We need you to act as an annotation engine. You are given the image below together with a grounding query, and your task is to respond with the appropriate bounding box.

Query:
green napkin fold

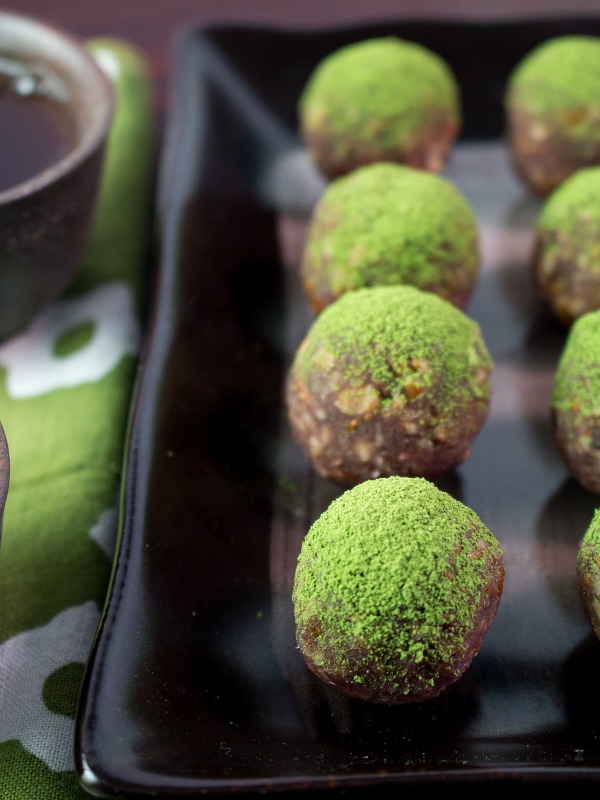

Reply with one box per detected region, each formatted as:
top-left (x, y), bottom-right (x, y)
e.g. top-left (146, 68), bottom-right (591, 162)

top-left (0, 37), bottom-right (154, 799)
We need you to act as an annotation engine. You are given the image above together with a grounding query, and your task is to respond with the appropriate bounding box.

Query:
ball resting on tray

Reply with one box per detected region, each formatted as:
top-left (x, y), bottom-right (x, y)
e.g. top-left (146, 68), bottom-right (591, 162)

top-left (298, 36), bottom-right (461, 180)
top-left (533, 166), bottom-right (600, 327)
top-left (286, 285), bottom-right (493, 484)
top-left (505, 35), bottom-right (600, 197)
top-left (301, 162), bottom-right (480, 314)
top-left (551, 308), bottom-right (600, 494)
top-left (292, 476), bottom-right (505, 704)
top-left (577, 507), bottom-right (600, 641)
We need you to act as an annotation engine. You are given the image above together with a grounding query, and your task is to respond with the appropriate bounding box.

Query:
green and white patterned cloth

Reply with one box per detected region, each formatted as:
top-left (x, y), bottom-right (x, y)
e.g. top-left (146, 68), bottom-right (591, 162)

top-left (0, 38), bottom-right (154, 799)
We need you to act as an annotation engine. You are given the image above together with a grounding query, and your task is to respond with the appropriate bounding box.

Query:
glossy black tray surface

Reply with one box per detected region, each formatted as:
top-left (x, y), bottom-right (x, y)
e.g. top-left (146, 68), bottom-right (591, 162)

top-left (76, 16), bottom-right (600, 797)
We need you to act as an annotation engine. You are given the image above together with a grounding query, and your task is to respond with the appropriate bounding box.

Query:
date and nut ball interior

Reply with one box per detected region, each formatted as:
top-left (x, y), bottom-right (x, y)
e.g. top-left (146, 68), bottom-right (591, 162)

top-left (286, 285), bottom-right (493, 485)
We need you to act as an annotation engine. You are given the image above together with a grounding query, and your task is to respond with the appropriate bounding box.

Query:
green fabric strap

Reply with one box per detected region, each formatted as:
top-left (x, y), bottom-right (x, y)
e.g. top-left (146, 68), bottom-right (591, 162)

top-left (0, 38), bottom-right (154, 799)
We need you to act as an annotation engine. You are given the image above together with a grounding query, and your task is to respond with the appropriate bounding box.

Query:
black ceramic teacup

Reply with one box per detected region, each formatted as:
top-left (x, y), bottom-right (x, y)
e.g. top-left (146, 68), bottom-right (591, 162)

top-left (0, 11), bottom-right (114, 340)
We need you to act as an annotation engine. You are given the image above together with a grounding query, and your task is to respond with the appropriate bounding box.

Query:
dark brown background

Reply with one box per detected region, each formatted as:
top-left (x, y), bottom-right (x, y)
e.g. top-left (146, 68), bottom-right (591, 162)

top-left (6, 0), bottom-right (600, 135)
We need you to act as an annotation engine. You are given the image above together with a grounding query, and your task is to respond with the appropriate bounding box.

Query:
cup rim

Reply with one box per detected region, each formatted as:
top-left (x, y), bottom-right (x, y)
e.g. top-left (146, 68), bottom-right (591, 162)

top-left (0, 10), bottom-right (115, 203)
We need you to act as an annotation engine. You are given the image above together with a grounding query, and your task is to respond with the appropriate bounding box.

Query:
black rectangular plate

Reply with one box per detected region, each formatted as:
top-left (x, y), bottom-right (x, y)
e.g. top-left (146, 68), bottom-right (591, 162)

top-left (76, 16), bottom-right (600, 797)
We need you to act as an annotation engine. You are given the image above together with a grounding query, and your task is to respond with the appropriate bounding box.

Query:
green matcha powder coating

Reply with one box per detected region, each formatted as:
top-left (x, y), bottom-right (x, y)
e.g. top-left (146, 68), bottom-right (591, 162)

top-left (293, 285), bottom-right (491, 420)
top-left (507, 35), bottom-right (600, 137)
top-left (578, 507), bottom-right (600, 584)
top-left (293, 476), bottom-right (502, 696)
top-left (552, 307), bottom-right (600, 418)
top-left (303, 162), bottom-right (479, 296)
top-left (299, 36), bottom-right (461, 155)
top-left (537, 166), bottom-right (600, 235)
top-left (577, 507), bottom-right (600, 643)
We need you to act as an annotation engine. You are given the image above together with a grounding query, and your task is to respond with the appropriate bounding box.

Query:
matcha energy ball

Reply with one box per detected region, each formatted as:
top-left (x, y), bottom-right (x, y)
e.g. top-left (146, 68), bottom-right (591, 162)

top-left (551, 308), bottom-right (600, 494)
top-left (302, 162), bottom-right (480, 313)
top-left (292, 476), bottom-right (505, 704)
top-left (533, 166), bottom-right (600, 326)
top-left (299, 36), bottom-right (461, 180)
top-left (505, 35), bottom-right (600, 196)
top-left (578, 507), bottom-right (600, 640)
top-left (286, 285), bottom-right (493, 484)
